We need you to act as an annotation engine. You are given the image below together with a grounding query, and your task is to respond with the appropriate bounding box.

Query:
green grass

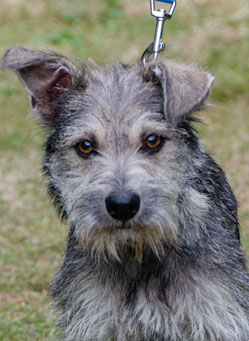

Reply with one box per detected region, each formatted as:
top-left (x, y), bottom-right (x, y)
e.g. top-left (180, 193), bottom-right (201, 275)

top-left (0, 0), bottom-right (249, 339)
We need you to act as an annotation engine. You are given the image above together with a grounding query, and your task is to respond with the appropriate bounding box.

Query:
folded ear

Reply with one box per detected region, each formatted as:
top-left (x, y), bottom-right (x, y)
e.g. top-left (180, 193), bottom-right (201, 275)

top-left (143, 60), bottom-right (215, 126)
top-left (1, 47), bottom-right (83, 124)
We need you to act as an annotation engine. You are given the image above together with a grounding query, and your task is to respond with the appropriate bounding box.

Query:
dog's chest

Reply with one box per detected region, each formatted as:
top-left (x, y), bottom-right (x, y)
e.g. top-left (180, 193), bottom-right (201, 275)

top-left (64, 268), bottom-right (248, 341)
top-left (69, 275), bottom-right (168, 340)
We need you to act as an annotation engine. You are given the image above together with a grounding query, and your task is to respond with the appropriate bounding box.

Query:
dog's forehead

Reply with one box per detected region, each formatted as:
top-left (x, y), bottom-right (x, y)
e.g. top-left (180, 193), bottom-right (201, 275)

top-left (84, 65), bottom-right (163, 119)
top-left (60, 66), bottom-right (165, 144)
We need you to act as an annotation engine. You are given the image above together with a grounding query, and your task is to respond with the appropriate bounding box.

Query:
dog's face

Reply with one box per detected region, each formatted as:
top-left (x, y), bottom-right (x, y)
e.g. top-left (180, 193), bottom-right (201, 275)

top-left (1, 47), bottom-right (214, 260)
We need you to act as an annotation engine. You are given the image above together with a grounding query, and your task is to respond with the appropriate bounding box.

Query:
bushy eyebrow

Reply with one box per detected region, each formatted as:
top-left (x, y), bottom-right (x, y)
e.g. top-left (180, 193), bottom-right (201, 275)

top-left (56, 114), bottom-right (107, 148)
top-left (125, 110), bottom-right (165, 128)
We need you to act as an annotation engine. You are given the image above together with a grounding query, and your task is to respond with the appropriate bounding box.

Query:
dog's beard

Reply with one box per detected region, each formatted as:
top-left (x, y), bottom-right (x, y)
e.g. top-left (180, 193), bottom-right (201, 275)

top-left (74, 221), bottom-right (178, 263)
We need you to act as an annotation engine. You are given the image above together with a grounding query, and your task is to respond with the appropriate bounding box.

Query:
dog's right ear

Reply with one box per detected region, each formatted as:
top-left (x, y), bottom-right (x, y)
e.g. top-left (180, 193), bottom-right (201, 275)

top-left (1, 47), bottom-right (85, 124)
top-left (142, 60), bottom-right (215, 127)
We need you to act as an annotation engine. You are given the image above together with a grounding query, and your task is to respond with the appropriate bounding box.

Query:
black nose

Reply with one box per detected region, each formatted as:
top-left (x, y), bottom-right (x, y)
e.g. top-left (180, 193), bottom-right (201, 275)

top-left (105, 192), bottom-right (140, 222)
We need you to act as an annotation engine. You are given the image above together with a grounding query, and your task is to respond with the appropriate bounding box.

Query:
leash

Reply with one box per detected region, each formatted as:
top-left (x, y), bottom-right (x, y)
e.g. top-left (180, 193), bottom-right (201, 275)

top-left (141, 0), bottom-right (177, 65)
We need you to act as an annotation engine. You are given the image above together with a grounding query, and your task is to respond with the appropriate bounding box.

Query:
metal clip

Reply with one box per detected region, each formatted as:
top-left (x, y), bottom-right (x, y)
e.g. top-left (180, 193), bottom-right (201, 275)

top-left (141, 0), bottom-right (176, 65)
top-left (151, 0), bottom-right (176, 19)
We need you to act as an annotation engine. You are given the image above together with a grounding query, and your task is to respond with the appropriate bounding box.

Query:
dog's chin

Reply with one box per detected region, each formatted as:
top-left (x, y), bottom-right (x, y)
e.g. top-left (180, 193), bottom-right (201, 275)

top-left (75, 221), bottom-right (176, 263)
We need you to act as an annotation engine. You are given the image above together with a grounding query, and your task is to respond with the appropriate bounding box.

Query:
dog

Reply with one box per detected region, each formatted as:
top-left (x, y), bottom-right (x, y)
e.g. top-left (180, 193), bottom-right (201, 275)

top-left (2, 47), bottom-right (249, 340)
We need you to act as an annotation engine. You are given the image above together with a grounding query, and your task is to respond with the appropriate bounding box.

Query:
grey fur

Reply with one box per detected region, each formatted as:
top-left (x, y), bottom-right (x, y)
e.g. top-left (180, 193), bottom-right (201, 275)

top-left (1, 47), bottom-right (249, 340)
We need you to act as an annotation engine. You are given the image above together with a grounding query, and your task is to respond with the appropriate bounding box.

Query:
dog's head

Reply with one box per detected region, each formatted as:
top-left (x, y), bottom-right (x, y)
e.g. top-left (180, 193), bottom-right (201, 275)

top-left (2, 47), bottom-right (214, 261)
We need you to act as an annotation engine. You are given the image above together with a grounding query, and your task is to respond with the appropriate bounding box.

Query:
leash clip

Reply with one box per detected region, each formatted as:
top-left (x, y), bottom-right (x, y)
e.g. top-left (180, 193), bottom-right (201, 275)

top-left (142, 0), bottom-right (176, 65)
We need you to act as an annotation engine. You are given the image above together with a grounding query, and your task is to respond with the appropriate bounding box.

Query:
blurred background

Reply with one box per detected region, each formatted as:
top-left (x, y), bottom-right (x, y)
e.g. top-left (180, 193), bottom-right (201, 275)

top-left (0, 0), bottom-right (248, 339)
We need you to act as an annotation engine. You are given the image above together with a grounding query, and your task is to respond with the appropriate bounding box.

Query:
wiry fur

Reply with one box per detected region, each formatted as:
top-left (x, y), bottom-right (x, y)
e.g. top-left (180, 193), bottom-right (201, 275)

top-left (2, 47), bottom-right (249, 340)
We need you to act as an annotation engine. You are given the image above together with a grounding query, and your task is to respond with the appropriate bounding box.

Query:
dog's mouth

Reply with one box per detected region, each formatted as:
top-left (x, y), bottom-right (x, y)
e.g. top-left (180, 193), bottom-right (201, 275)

top-left (119, 222), bottom-right (133, 230)
top-left (74, 216), bottom-right (177, 263)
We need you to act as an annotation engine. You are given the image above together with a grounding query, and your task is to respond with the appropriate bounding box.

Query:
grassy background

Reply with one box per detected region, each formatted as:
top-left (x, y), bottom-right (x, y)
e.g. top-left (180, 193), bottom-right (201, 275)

top-left (0, 0), bottom-right (248, 339)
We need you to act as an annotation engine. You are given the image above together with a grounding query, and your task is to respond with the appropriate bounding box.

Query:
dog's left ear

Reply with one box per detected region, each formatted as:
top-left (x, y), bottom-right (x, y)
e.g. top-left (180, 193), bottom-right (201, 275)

top-left (143, 60), bottom-right (215, 126)
top-left (1, 47), bottom-right (83, 124)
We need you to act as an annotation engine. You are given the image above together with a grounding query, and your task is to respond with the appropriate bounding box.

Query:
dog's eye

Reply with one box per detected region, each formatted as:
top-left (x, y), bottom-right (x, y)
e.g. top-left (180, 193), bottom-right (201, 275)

top-left (74, 140), bottom-right (95, 157)
top-left (144, 135), bottom-right (163, 151)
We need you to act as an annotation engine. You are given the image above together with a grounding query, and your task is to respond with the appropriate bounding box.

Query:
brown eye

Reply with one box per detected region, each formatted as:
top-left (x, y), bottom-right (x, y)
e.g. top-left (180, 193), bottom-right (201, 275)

top-left (145, 135), bottom-right (162, 150)
top-left (75, 140), bottom-right (95, 157)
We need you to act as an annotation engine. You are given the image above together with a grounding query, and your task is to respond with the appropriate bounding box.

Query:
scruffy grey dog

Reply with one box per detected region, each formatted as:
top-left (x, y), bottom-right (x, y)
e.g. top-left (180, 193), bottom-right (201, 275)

top-left (2, 47), bottom-right (249, 341)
